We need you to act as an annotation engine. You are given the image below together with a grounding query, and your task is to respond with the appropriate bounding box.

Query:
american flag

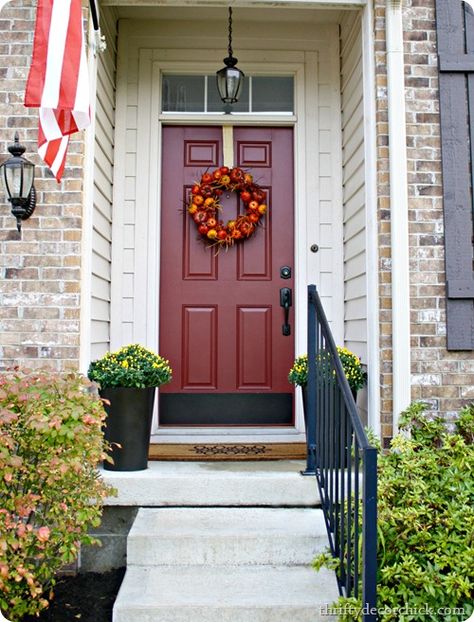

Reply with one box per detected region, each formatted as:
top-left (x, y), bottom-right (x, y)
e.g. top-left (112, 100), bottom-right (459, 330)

top-left (25, 0), bottom-right (90, 182)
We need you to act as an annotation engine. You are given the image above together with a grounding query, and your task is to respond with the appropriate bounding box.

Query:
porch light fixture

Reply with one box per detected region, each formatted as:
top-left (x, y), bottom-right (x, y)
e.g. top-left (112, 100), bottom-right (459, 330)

top-left (0, 133), bottom-right (36, 233)
top-left (216, 7), bottom-right (244, 104)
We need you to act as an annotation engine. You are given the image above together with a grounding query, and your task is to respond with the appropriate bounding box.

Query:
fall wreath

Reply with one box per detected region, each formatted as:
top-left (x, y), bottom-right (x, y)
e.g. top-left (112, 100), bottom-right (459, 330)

top-left (187, 166), bottom-right (267, 249)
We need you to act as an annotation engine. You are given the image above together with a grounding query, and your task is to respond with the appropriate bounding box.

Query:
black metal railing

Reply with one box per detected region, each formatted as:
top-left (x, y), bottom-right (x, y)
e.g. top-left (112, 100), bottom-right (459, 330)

top-left (305, 284), bottom-right (377, 620)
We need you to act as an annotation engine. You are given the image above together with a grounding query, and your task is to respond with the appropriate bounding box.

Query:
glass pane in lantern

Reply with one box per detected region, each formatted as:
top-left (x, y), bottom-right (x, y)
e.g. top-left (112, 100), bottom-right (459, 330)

top-left (4, 162), bottom-right (23, 198)
top-left (162, 75), bottom-right (205, 112)
top-left (224, 69), bottom-right (243, 102)
top-left (0, 165), bottom-right (8, 198)
top-left (208, 74), bottom-right (248, 113)
top-left (21, 163), bottom-right (34, 197)
top-left (252, 76), bottom-right (294, 113)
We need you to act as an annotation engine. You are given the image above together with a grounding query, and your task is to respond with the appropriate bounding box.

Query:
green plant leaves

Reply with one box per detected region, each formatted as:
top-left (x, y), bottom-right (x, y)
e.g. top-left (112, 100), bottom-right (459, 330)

top-left (313, 401), bottom-right (474, 621)
top-left (0, 370), bottom-right (115, 620)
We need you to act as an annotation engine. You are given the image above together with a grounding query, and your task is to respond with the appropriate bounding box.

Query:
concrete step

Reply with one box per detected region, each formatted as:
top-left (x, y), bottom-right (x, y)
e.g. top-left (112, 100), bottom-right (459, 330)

top-left (101, 461), bottom-right (319, 507)
top-left (128, 507), bottom-right (328, 566)
top-left (113, 565), bottom-right (339, 622)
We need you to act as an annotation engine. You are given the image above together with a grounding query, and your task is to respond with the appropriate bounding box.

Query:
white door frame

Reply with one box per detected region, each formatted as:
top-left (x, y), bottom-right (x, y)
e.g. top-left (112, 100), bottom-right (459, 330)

top-left (110, 32), bottom-right (346, 443)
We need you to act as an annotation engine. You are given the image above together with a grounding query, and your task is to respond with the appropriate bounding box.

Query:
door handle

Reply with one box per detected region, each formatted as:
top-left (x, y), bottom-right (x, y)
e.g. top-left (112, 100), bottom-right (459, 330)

top-left (280, 287), bottom-right (292, 336)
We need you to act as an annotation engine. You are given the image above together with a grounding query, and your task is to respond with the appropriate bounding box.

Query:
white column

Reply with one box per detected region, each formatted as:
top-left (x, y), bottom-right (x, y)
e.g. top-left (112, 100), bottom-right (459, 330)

top-left (386, 0), bottom-right (412, 433)
top-left (362, 2), bottom-right (381, 437)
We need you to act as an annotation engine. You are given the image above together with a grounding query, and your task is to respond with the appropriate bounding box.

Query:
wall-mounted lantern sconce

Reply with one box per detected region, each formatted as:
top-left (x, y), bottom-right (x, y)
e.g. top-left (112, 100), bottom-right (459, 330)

top-left (0, 132), bottom-right (36, 233)
top-left (216, 7), bottom-right (244, 104)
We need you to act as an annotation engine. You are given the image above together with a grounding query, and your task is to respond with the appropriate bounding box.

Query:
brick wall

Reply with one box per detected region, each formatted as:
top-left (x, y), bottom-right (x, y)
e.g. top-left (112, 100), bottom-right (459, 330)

top-left (0, 0), bottom-right (84, 371)
top-left (1, 0), bottom-right (473, 433)
top-left (374, 0), bottom-right (474, 442)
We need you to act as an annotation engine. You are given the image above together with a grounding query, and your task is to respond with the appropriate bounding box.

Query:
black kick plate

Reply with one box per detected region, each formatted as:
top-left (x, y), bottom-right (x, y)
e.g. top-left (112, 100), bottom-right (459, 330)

top-left (159, 393), bottom-right (293, 425)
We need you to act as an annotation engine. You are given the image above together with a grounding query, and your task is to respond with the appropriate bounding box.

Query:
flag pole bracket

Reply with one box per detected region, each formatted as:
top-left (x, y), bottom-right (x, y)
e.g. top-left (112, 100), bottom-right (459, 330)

top-left (89, 0), bottom-right (106, 54)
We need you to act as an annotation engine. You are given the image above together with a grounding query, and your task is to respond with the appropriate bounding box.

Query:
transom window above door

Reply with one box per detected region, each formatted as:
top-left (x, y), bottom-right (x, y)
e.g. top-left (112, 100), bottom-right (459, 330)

top-left (161, 74), bottom-right (294, 115)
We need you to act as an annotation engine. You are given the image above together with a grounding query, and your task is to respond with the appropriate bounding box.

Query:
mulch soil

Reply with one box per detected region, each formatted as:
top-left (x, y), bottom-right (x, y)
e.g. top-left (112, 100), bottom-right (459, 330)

top-left (23, 568), bottom-right (125, 622)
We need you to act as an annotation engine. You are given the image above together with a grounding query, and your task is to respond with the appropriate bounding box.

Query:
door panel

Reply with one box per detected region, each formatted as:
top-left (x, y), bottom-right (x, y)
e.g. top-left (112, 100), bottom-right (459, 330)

top-left (237, 306), bottom-right (272, 389)
top-left (159, 126), bottom-right (294, 426)
top-left (182, 306), bottom-right (217, 389)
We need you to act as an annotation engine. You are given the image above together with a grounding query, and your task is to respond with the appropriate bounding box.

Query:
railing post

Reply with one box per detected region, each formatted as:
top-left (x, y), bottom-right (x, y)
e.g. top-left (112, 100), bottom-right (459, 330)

top-left (302, 284), bottom-right (317, 475)
top-left (362, 447), bottom-right (378, 621)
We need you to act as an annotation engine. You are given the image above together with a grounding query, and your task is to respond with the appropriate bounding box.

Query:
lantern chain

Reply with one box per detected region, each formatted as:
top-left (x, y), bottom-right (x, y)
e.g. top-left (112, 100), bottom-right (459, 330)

top-left (228, 7), bottom-right (233, 59)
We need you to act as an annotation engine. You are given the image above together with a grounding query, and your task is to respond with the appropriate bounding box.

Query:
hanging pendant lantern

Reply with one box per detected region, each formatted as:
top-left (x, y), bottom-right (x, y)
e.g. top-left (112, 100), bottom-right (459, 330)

top-left (216, 7), bottom-right (244, 104)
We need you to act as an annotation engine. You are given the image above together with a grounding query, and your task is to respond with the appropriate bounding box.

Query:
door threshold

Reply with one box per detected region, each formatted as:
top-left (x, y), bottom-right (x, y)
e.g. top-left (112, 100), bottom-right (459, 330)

top-left (149, 442), bottom-right (306, 461)
top-left (151, 428), bottom-right (305, 441)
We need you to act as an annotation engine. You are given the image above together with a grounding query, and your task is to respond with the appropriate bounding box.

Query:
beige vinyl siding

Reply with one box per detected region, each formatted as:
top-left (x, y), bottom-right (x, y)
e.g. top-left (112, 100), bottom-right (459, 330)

top-left (340, 12), bottom-right (367, 363)
top-left (116, 16), bottom-right (344, 345)
top-left (91, 7), bottom-right (118, 359)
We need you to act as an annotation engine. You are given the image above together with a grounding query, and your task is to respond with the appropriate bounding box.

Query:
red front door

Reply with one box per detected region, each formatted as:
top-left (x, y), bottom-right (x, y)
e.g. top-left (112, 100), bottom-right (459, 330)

top-left (159, 126), bottom-right (294, 425)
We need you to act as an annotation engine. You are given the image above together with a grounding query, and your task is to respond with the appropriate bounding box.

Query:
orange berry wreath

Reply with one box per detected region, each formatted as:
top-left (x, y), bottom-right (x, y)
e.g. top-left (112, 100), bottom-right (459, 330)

top-left (187, 166), bottom-right (268, 248)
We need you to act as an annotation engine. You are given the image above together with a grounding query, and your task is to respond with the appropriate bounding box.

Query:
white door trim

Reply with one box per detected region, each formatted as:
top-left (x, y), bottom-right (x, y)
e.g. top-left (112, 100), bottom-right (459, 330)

top-left (112, 38), bottom-right (344, 443)
top-left (150, 55), bottom-right (310, 442)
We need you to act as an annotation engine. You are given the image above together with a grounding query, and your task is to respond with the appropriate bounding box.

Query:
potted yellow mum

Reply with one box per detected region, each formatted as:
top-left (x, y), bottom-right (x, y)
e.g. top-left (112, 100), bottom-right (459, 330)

top-left (88, 344), bottom-right (172, 471)
top-left (288, 347), bottom-right (366, 397)
top-left (288, 348), bottom-right (366, 468)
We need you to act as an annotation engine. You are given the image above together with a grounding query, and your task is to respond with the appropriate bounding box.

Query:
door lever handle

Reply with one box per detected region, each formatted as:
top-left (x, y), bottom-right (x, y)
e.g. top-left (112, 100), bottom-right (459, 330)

top-left (280, 287), bottom-right (292, 336)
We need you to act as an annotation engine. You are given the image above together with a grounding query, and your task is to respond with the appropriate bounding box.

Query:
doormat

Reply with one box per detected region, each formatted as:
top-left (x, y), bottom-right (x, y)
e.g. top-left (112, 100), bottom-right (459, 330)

top-left (148, 443), bottom-right (306, 461)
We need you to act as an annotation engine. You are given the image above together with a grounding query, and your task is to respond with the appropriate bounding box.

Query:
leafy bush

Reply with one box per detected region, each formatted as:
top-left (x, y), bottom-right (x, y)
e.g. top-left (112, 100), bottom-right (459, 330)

top-left (314, 402), bottom-right (474, 621)
top-left (88, 343), bottom-right (172, 389)
top-left (288, 347), bottom-right (367, 393)
top-left (0, 370), bottom-right (114, 620)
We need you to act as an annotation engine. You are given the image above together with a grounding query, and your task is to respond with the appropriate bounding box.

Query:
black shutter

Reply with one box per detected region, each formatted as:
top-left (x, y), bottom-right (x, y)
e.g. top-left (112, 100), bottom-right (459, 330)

top-left (436, 0), bottom-right (474, 349)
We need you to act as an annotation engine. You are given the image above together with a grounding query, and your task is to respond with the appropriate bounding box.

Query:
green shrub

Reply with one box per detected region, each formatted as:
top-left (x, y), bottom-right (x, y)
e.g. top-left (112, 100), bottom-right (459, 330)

top-left (313, 402), bottom-right (474, 621)
top-left (0, 369), bottom-right (114, 620)
top-left (88, 343), bottom-right (172, 389)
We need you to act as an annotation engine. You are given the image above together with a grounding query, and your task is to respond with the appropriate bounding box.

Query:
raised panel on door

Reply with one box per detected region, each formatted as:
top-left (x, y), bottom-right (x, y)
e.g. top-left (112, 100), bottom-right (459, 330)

top-left (183, 187), bottom-right (218, 280)
top-left (159, 126), bottom-right (294, 426)
top-left (237, 306), bottom-right (272, 389)
top-left (182, 306), bottom-right (217, 389)
top-left (237, 187), bottom-right (271, 281)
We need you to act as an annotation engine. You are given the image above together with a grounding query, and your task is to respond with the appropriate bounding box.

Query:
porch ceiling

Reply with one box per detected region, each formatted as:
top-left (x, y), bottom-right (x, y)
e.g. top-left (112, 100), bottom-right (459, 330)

top-left (111, 5), bottom-right (349, 21)
top-left (101, 0), bottom-right (365, 11)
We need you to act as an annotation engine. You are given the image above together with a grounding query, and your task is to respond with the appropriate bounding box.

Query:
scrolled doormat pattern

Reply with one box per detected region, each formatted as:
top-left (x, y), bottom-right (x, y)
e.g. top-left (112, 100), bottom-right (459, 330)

top-left (148, 443), bottom-right (306, 461)
top-left (193, 444), bottom-right (267, 456)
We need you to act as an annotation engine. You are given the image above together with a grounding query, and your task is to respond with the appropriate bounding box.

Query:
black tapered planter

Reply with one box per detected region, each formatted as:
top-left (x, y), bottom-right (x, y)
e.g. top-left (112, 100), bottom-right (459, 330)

top-left (301, 384), bottom-right (357, 423)
top-left (301, 385), bottom-right (355, 469)
top-left (100, 386), bottom-right (155, 471)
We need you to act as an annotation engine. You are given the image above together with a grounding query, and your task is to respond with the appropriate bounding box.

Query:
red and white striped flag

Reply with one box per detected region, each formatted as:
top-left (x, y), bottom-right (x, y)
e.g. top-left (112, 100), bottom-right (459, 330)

top-left (25, 0), bottom-right (90, 182)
